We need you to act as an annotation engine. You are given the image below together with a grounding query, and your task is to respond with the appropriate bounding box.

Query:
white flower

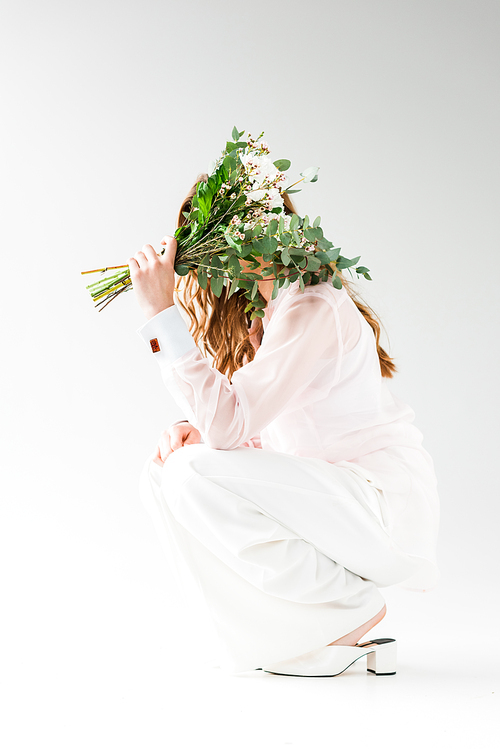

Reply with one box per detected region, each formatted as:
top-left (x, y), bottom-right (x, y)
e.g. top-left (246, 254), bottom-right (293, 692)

top-left (265, 187), bottom-right (284, 211)
top-left (245, 188), bottom-right (267, 203)
top-left (241, 153), bottom-right (281, 189)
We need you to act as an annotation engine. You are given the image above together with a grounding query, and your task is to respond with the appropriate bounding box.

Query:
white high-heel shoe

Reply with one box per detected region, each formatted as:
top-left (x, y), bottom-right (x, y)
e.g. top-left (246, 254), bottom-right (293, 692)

top-left (261, 638), bottom-right (397, 678)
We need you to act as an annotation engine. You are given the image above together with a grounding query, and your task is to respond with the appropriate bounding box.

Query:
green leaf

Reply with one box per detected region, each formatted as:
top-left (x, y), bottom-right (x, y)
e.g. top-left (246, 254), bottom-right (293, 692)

top-left (278, 215), bottom-right (284, 234)
top-left (228, 254), bottom-right (241, 276)
top-left (298, 274), bottom-right (305, 292)
top-left (223, 155), bottom-right (236, 172)
top-left (253, 309), bottom-right (266, 318)
top-left (174, 264), bottom-right (190, 276)
top-left (232, 126), bottom-right (239, 141)
top-left (355, 266), bottom-right (370, 274)
top-left (332, 274), bottom-right (343, 290)
top-left (313, 215), bottom-right (321, 228)
top-left (315, 250), bottom-right (332, 264)
top-left (336, 255), bottom-right (361, 270)
top-left (304, 227), bottom-right (317, 243)
top-left (267, 218), bottom-right (278, 236)
top-left (302, 215), bottom-right (309, 230)
top-left (262, 236), bottom-right (278, 253)
top-left (363, 272), bottom-right (372, 280)
top-left (289, 214), bottom-right (300, 231)
top-left (305, 255), bottom-right (322, 272)
top-left (210, 276), bottom-right (224, 297)
top-left (290, 256), bottom-right (307, 268)
top-left (280, 232), bottom-right (292, 246)
top-left (251, 280), bottom-right (259, 299)
top-left (225, 232), bottom-right (242, 251)
top-left (228, 276), bottom-right (240, 298)
top-left (316, 237), bottom-right (334, 251)
top-left (283, 188), bottom-right (301, 194)
top-left (210, 255), bottom-right (224, 276)
top-left (237, 243), bottom-right (254, 258)
top-left (198, 270), bottom-right (208, 290)
top-left (273, 159), bottom-right (291, 172)
top-left (281, 247), bottom-right (291, 266)
top-left (251, 225), bottom-right (263, 238)
top-left (326, 247), bottom-right (340, 262)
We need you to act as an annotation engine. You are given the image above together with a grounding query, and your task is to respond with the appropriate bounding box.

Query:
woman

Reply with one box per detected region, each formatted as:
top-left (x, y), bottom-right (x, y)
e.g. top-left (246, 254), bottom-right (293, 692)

top-left (129, 175), bottom-right (440, 677)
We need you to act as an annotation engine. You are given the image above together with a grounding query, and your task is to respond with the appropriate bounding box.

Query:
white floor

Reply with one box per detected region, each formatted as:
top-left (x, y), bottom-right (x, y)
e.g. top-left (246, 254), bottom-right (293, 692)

top-left (2, 496), bottom-right (498, 749)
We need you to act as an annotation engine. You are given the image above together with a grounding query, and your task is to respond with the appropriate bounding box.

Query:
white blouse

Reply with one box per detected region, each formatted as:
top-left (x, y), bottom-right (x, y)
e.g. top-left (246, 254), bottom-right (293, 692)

top-left (138, 278), bottom-right (440, 590)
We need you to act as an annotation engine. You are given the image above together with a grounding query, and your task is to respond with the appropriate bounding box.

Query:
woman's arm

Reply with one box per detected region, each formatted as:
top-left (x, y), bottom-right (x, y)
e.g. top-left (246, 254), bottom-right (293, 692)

top-left (137, 292), bottom-right (339, 450)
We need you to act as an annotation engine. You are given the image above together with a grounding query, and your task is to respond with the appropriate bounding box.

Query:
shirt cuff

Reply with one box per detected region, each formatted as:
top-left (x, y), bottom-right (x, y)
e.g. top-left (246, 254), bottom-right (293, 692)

top-left (137, 304), bottom-right (198, 368)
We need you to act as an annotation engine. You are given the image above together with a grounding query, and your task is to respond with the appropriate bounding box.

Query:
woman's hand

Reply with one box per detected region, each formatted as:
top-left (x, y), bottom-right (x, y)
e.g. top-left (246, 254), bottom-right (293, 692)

top-left (128, 236), bottom-right (178, 320)
top-left (152, 422), bottom-right (202, 467)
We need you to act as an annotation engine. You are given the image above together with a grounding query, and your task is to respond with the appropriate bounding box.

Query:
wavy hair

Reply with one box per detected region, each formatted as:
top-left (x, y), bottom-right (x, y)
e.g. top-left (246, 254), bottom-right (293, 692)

top-left (174, 173), bottom-right (396, 380)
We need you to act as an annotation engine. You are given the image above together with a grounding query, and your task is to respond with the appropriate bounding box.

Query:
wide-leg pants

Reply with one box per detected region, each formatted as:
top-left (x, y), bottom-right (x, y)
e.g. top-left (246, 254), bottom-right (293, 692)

top-left (139, 443), bottom-right (420, 674)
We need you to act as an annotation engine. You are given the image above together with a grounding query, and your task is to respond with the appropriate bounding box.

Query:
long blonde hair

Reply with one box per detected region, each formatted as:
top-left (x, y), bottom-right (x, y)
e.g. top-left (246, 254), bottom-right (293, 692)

top-left (175, 173), bottom-right (396, 381)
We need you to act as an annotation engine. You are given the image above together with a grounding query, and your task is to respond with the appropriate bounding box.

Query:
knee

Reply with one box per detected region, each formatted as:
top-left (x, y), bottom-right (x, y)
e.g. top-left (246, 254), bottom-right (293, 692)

top-left (161, 442), bottom-right (209, 490)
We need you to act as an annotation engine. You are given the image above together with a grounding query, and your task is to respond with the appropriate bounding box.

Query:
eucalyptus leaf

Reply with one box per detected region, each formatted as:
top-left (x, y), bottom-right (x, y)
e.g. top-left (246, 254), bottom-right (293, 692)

top-left (315, 250), bottom-right (331, 264)
top-left (273, 159), bottom-right (291, 171)
top-left (336, 255), bottom-right (361, 270)
top-left (225, 232), bottom-right (242, 251)
top-left (267, 218), bottom-right (278, 236)
top-left (300, 166), bottom-right (320, 182)
top-left (198, 270), bottom-right (208, 290)
top-left (289, 214), bottom-right (299, 231)
top-left (281, 247), bottom-right (291, 265)
top-left (326, 247), bottom-right (340, 262)
top-left (313, 215), bottom-right (321, 228)
top-left (174, 264), bottom-right (190, 276)
top-left (316, 237), bottom-right (334, 251)
top-left (210, 276), bottom-right (224, 297)
top-left (305, 255), bottom-right (322, 271)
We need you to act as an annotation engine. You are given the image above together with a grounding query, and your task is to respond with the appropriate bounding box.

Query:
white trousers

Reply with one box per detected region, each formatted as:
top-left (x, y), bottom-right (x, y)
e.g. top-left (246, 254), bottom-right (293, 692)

top-left (139, 443), bottom-right (419, 674)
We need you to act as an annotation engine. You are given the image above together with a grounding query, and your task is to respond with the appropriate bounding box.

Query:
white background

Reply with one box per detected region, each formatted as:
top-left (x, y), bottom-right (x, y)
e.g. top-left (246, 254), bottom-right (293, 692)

top-left (1, 1), bottom-right (499, 746)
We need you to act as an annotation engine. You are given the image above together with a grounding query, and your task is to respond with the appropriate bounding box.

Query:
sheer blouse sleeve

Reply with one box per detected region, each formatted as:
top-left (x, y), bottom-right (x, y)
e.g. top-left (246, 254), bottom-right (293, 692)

top-left (137, 292), bottom-right (339, 450)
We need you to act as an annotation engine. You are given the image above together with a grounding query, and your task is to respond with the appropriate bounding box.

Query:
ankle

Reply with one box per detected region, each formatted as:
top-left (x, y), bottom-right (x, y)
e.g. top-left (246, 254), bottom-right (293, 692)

top-left (327, 604), bottom-right (387, 647)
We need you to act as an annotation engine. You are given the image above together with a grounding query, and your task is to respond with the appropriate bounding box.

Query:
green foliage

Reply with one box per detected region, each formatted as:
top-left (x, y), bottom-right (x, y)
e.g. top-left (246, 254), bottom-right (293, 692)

top-left (210, 276), bottom-right (224, 297)
top-left (332, 274), bottom-right (343, 290)
top-left (84, 126), bottom-right (372, 315)
top-left (336, 255), bottom-right (361, 270)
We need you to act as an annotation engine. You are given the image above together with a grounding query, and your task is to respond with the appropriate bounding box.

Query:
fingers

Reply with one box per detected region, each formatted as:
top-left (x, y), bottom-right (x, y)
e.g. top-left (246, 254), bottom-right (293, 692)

top-left (158, 430), bottom-right (173, 462)
top-left (159, 235), bottom-right (177, 264)
top-left (152, 444), bottom-right (165, 468)
top-left (141, 244), bottom-right (158, 262)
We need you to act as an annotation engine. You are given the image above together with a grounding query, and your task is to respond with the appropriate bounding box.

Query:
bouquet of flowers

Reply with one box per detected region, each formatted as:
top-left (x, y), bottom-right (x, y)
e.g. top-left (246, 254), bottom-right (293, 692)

top-left (81, 127), bottom-right (371, 319)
